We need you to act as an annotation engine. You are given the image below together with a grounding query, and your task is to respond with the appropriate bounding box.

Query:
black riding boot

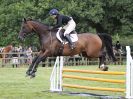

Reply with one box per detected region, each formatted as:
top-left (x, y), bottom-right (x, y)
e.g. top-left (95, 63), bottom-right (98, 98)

top-left (65, 34), bottom-right (75, 49)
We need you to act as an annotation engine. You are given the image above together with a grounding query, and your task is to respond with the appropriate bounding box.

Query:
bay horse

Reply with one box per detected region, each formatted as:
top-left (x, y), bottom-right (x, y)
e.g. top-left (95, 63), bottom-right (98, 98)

top-left (0, 45), bottom-right (13, 67)
top-left (18, 18), bottom-right (116, 78)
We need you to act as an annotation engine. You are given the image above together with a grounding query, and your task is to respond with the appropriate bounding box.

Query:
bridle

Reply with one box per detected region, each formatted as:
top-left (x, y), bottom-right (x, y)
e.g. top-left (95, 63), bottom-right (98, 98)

top-left (25, 21), bottom-right (36, 37)
top-left (26, 20), bottom-right (54, 55)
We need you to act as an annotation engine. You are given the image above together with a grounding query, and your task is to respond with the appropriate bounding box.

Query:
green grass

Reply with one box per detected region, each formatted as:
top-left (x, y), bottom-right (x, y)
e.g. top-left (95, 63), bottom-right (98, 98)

top-left (63, 65), bottom-right (125, 97)
top-left (0, 65), bottom-right (126, 99)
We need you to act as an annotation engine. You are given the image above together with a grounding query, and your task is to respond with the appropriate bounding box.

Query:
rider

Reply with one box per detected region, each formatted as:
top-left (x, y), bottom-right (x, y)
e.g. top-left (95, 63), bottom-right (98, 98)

top-left (49, 8), bottom-right (76, 49)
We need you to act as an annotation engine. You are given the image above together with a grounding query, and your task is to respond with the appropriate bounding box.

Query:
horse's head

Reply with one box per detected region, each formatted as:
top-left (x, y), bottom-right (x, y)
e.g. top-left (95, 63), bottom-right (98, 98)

top-left (18, 18), bottom-right (34, 41)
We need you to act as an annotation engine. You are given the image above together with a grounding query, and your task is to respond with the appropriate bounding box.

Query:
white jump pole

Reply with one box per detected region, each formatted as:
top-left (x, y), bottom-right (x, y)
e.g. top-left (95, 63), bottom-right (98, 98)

top-left (50, 56), bottom-right (63, 92)
top-left (126, 46), bottom-right (133, 99)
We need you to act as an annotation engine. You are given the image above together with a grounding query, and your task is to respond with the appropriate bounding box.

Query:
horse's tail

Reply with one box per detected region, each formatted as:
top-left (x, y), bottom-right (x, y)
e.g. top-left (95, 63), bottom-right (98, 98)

top-left (98, 33), bottom-right (117, 62)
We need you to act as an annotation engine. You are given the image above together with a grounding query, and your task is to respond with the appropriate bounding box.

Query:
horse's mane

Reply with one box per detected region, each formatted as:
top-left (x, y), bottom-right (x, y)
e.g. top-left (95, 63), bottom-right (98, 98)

top-left (26, 18), bottom-right (49, 28)
top-left (26, 18), bottom-right (58, 32)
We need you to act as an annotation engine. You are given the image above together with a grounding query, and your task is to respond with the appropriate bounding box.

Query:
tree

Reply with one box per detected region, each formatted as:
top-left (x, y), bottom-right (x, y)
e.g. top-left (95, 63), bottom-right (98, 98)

top-left (0, 0), bottom-right (132, 46)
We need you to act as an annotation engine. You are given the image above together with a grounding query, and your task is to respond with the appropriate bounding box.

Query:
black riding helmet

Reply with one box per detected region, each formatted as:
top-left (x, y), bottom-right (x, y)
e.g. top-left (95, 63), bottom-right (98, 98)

top-left (49, 9), bottom-right (59, 15)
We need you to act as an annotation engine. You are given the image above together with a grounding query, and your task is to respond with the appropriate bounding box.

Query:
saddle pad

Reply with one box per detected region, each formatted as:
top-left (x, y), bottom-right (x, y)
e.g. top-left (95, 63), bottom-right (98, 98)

top-left (56, 28), bottom-right (78, 43)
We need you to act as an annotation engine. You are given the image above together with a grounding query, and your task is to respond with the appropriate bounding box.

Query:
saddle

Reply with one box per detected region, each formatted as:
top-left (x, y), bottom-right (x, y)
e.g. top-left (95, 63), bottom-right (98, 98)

top-left (56, 28), bottom-right (78, 44)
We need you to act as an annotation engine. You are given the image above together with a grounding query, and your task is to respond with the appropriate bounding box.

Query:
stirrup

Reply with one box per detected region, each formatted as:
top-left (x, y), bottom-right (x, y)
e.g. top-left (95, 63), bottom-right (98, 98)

top-left (70, 44), bottom-right (75, 50)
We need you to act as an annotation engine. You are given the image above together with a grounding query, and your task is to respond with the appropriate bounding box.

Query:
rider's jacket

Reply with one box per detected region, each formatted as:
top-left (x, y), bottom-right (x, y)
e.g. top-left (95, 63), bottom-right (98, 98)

top-left (53, 14), bottom-right (71, 29)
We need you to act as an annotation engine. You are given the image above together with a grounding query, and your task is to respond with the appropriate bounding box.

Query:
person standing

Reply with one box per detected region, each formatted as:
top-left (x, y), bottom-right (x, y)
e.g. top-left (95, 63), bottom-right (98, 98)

top-left (12, 48), bottom-right (19, 68)
top-left (115, 41), bottom-right (122, 53)
top-left (26, 47), bottom-right (32, 65)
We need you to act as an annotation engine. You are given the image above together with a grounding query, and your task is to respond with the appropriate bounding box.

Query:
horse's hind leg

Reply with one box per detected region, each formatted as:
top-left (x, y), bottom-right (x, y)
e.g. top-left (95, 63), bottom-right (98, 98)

top-left (99, 52), bottom-right (108, 71)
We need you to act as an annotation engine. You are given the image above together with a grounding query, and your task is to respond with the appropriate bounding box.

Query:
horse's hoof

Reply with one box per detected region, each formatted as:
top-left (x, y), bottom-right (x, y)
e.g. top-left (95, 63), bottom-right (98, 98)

top-left (26, 70), bottom-right (31, 76)
top-left (100, 66), bottom-right (108, 71)
top-left (25, 74), bottom-right (30, 77)
top-left (30, 74), bottom-right (35, 79)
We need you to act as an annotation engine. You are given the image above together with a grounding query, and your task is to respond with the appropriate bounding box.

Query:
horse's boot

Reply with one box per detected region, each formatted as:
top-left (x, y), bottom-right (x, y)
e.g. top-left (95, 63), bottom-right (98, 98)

top-left (30, 73), bottom-right (36, 78)
top-left (65, 34), bottom-right (75, 49)
top-left (30, 68), bottom-right (37, 78)
top-left (26, 70), bottom-right (31, 76)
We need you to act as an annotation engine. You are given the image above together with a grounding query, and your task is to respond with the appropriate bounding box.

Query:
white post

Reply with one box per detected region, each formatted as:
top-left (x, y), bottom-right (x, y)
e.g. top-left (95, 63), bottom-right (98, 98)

top-left (126, 46), bottom-right (133, 99)
top-left (59, 56), bottom-right (63, 91)
top-left (50, 56), bottom-right (59, 91)
top-left (50, 56), bottom-right (63, 92)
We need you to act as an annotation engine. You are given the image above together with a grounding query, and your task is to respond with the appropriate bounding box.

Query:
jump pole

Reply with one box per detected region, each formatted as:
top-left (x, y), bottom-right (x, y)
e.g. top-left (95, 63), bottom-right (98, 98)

top-left (126, 46), bottom-right (133, 99)
top-left (63, 69), bottom-right (125, 75)
top-left (50, 56), bottom-right (63, 91)
top-left (50, 46), bottom-right (133, 98)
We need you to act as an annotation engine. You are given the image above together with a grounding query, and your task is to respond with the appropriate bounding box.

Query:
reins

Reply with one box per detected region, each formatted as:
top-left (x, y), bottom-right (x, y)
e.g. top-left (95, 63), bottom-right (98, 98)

top-left (49, 29), bottom-right (53, 56)
top-left (27, 20), bottom-right (54, 56)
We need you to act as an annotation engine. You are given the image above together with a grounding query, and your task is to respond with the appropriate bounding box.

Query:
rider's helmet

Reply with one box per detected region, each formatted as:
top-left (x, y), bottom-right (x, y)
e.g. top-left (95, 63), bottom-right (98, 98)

top-left (49, 9), bottom-right (59, 15)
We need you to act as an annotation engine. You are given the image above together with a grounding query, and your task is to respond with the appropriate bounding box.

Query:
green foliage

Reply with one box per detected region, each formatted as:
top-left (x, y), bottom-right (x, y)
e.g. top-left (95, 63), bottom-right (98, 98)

top-left (0, 0), bottom-right (132, 46)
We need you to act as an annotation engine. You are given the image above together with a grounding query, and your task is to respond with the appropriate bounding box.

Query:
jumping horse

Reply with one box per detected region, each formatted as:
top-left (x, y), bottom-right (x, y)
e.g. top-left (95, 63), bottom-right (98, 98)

top-left (18, 18), bottom-right (116, 78)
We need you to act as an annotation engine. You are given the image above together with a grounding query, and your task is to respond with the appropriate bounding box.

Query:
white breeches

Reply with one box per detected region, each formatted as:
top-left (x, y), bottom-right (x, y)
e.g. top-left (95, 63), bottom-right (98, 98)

top-left (63, 18), bottom-right (76, 36)
top-left (12, 57), bottom-right (19, 64)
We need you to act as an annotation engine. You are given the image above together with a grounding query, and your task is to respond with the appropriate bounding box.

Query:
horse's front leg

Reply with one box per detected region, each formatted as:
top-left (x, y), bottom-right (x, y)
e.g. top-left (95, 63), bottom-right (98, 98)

top-left (26, 50), bottom-right (49, 78)
top-left (26, 55), bottom-right (39, 76)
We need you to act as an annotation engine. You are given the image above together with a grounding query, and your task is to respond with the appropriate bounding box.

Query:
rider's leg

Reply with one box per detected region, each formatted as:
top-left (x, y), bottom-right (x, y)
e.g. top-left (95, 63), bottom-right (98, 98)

top-left (65, 34), bottom-right (75, 49)
top-left (63, 19), bottom-right (76, 49)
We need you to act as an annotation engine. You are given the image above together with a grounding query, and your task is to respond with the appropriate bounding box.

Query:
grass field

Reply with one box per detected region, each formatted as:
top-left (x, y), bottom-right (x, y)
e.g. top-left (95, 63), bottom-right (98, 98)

top-left (0, 65), bottom-right (126, 99)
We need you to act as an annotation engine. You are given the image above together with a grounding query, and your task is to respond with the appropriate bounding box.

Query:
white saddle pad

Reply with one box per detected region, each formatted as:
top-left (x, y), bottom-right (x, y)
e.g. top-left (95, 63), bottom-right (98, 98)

top-left (56, 28), bottom-right (78, 44)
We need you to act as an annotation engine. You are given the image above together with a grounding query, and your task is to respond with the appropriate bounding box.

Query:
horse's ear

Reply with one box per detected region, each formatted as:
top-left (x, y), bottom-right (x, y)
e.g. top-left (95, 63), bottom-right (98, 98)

top-left (23, 18), bottom-right (27, 23)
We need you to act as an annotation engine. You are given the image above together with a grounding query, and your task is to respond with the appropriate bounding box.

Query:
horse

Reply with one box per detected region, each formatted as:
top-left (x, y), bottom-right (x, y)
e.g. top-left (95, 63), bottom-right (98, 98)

top-left (0, 45), bottom-right (13, 67)
top-left (18, 18), bottom-right (116, 78)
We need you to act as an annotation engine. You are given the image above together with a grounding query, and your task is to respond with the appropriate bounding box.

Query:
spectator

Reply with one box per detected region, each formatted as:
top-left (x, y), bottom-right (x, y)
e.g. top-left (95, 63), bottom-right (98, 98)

top-left (115, 41), bottom-right (122, 53)
top-left (12, 48), bottom-right (19, 68)
top-left (18, 46), bottom-right (26, 64)
top-left (26, 47), bottom-right (32, 65)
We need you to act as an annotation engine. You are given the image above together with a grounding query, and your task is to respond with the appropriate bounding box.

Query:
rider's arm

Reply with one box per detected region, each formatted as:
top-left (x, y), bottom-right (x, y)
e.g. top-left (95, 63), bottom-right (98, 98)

top-left (53, 15), bottom-right (63, 29)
